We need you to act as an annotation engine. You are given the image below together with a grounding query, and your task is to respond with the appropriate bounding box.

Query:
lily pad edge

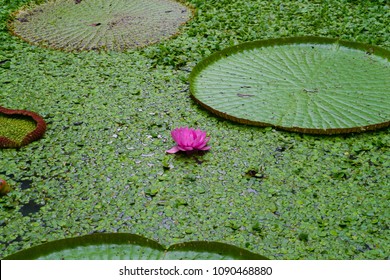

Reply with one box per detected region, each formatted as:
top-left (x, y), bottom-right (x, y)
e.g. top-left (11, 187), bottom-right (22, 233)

top-left (3, 233), bottom-right (269, 260)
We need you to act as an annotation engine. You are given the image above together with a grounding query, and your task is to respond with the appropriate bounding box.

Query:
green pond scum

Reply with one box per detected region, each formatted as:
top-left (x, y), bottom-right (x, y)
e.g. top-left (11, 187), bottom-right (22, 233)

top-left (0, 0), bottom-right (389, 259)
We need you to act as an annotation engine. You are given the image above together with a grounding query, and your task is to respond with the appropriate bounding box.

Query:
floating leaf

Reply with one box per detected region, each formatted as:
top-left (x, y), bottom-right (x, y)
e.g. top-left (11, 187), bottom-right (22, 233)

top-left (0, 106), bottom-right (47, 148)
top-left (190, 37), bottom-right (390, 134)
top-left (9, 0), bottom-right (193, 51)
top-left (3, 233), bottom-right (268, 260)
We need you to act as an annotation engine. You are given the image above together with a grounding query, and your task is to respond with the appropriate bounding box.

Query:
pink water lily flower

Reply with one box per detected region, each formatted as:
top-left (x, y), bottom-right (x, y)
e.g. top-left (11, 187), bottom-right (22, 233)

top-left (166, 127), bottom-right (211, 154)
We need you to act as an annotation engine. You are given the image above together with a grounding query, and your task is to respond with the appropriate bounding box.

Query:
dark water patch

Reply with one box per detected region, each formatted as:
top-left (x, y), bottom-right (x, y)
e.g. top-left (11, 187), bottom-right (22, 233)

top-left (19, 200), bottom-right (42, 216)
top-left (20, 179), bottom-right (33, 190)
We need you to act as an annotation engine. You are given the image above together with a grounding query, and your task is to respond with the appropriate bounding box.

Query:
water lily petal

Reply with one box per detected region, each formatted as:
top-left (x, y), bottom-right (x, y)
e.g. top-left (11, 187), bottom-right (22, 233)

top-left (199, 145), bottom-right (211, 151)
top-left (166, 146), bottom-right (180, 154)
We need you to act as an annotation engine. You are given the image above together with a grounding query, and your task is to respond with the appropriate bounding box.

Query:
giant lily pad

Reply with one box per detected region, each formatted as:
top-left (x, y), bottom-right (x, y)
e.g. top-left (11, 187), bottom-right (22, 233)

top-left (9, 0), bottom-right (193, 51)
top-left (3, 233), bottom-right (268, 260)
top-left (0, 106), bottom-right (46, 148)
top-left (190, 37), bottom-right (390, 134)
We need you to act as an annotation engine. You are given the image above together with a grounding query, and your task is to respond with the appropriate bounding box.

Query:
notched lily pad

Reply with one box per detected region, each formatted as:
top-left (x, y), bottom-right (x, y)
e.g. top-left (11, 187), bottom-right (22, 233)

top-left (9, 0), bottom-right (193, 51)
top-left (190, 37), bottom-right (390, 134)
top-left (0, 106), bottom-right (47, 148)
top-left (3, 233), bottom-right (268, 260)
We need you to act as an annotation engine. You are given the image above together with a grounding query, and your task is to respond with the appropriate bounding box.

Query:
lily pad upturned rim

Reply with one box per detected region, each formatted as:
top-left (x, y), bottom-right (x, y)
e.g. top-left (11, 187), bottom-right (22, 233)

top-left (0, 106), bottom-right (47, 148)
top-left (3, 233), bottom-right (269, 260)
top-left (189, 36), bottom-right (390, 135)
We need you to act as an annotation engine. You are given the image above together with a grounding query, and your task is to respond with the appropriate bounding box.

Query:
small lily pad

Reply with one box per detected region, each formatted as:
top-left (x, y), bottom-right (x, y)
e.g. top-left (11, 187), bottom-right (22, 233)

top-left (190, 37), bottom-right (390, 134)
top-left (3, 233), bottom-right (268, 260)
top-left (0, 106), bottom-right (46, 148)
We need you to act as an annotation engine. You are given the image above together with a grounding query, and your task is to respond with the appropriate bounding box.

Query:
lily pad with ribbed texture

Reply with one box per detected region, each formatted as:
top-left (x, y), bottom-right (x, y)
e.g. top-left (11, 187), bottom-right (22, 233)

top-left (9, 0), bottom-right (192, 51)
top-left (190, 37), bottom-right (390, 134)
top-left (3, 233), bottom-right (268, 260)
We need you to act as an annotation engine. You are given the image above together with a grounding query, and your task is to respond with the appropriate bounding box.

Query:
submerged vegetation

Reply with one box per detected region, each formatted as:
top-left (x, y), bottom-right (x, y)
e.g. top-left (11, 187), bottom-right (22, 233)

top-left (0, 0), bottom-right (389, 259)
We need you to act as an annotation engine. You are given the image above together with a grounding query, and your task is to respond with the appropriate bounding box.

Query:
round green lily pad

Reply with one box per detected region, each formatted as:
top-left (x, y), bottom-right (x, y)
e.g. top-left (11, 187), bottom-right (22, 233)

top-left (9, 0), bottom-right (193, 51)
top-left (190, 37), bottom-right (390, 134)
top-left (3, 233), bottom-right (268, 260)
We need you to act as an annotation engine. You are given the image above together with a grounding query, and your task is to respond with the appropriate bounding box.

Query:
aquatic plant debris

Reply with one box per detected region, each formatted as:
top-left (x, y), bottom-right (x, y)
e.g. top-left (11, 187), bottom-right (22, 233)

top-left (166, 127), bottom-right (211, 154)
